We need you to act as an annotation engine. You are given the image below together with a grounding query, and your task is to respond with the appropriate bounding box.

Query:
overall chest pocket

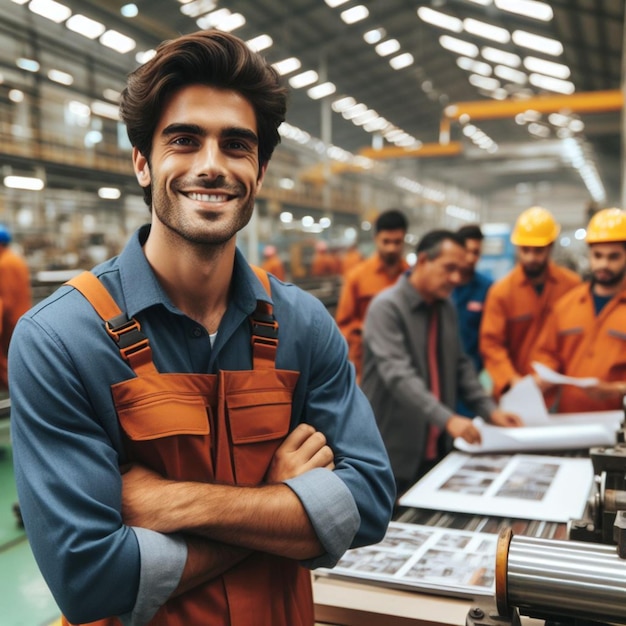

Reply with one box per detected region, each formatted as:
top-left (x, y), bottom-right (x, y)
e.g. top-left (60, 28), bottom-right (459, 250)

top-left (112, 373), bottom-right (216, 482)
top-left (222, 369), bottom-right (299, 486)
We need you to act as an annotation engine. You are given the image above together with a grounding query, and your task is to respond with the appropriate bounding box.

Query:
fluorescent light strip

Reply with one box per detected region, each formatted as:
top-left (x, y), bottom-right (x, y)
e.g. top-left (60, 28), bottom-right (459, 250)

top-left (417, 7), bottom-right (462, 32)
top-left (48, 69), bottom-right (73, 85)
top-left (307, 82), bottom-right (336, 99)
top-left (390, 53), bottom-right (414, 70)
top-left (523, 56), bottom-right (570, 79)
top-left (494, 0), bottom-right (553, 21)
top-left (464, 18), bottom-right (510, 44)
top-left (100, 30), bottom-right (136, 54)
top-left (529, 73), bottom-right (574, 94)
top-left (440, 35), bottom-right (479, 57)
top-left (29, 0), bottom-right (72, 23)
top-left (481, 46), bottom-right (521, 67)
top-left (512, 30), bottom-right (563, 56)
top-left (272, 57), bottom-right (301, 76)
top-left (66, 14), bottom-right (106, 39)
top-left (494, 65), bottom-right (527, 84)
top-left (375, 39), bottom-right (400, 57)
top-left (340, 5), bottom-right (368, 24)
top-left (4, 176), bottom-right (45, 191)
top-left (246, 34), bottom-right (273, 52)
top-left (289, 70), bottom-right (318, 88)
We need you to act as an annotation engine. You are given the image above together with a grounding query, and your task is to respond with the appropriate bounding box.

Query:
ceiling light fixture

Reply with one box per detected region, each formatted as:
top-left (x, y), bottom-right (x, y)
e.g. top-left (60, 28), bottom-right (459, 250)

top-left (375, 39), bottom-right (400, 57)
top-left (340, 5), bottom-right (369, 25)
top-left (494, 65), bottom-right (527, 84)
top-left (512, 30), bottom-right (563, 56)
top-left (4, 175), bottom-right (45, 190)
top-left (463, 18), bottom-right (510, 43)
top-left (468, 74), bottom-right (500, 91)
top-left (180, 0), bottom-right (216, 18)
top-left (439, 35), bottom-right (479, 57)
top-left (494, 0), bottom-right (553, 21)
top-left (99, 30), bottom-right (136, 54)
top-left (457, 57), bottom-right (492, 76)
top-left (246, 34), bottom-right (273, 52)
top-left (98, 187), bottom-right (121, 199)
top-left (91, 100), bottom-right (121, 120)
top-left (389, 53), bottom-right (414, 70)
top-left (16, 58), bottom-right (40, 72)
top-left (48, 69), bottom-right (74, 85)
top-left (481, 46), bottom-right (521, 67)
top-left (332, 96), bottom-right (356, 112)
top-left (363, 28), bottom-right (386, 44)
top-left (28, 0), bottom-right (71, 23)
top-left (324, 0), bottom-right (349, 7)
top-left (529, 73), bottom-right (575, 94)
top-left (523, 56), bottom-right (570, 79)
top-left (65, 14), bottom-right (106, 39)
top-left (307, 82), bottom-right (336, 99)
top-left (289, 70), bottom-right (319, 88)
top-left (417, 7), bottom-right (463, 32)
top-left (272, 57), bottom-right (301, 76)
top-left (120, 3), bottom-right (138, 18)
top-left (135, 49), bottom-right (156, 64)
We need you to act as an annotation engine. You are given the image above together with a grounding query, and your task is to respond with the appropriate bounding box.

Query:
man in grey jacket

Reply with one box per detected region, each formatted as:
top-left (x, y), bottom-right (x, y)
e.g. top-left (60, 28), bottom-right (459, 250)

top-left (362, 229), bottom-right (522, 496)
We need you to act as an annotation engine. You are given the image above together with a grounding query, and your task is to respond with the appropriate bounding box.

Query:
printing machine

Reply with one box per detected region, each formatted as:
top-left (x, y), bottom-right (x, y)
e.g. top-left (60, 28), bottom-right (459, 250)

top-left (314, 407), bottom-right (626, 626)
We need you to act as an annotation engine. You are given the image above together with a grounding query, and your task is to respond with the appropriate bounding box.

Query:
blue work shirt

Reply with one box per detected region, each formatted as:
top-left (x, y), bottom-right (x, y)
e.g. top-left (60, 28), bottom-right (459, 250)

top-left (451, 270), bottom-right (493, 373)
top-left (10, 225), bottom-right (395, 626)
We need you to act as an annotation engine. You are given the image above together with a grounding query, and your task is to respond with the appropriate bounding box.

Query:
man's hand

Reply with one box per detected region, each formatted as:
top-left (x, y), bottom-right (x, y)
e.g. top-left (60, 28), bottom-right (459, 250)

top-left (584, 380), bottom-right (626, 400)
top-left (445, 415), bottom-right (481, 445)
top-left (490, 408), bottom-right (524, 427)
top-left (266, 423), bottom-right (334, 483)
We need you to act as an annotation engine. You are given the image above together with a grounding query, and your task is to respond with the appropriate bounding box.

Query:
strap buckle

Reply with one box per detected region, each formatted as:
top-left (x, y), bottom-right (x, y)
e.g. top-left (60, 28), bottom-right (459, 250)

top-left (106, 313), bottom-right (150, 357)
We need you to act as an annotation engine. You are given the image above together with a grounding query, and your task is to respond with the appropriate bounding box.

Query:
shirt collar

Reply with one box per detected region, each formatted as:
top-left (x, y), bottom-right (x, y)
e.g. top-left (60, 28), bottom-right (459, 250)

top-left (117, 224), bottom-right (271, 319)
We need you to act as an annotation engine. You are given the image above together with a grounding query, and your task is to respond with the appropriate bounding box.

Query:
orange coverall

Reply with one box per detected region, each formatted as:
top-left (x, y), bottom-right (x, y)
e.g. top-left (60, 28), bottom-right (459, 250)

top-left (480, 262), bottom-right (580, 398)
top-left (335, 253), bottom-right (408, 380)
top-left (62, 269), bottom-right (314, 626)
top-left (0, 246), bottom-right (32, 388)
top-left (531, 282), bottom-right (626, 413)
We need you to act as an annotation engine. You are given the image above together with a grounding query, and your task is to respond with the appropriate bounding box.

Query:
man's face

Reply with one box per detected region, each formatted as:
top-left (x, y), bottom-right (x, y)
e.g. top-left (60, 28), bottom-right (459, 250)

top-left (517, 245), bottom-right (551, 279)
top-left (589, 242), bottom-right (626, 289)
top-left (374, 228), bottom-right (406, 267)
top-left (464, 238), bottom-right (482, 271)
top-left (133, 84), bottom-right (265, 246)
top-left (420, 240), bottom-right (466, 301)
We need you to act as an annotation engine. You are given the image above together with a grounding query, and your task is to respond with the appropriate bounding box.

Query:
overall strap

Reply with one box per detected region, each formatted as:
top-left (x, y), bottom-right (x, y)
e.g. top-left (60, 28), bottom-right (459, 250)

top-left (249, 266), bottom-right (278, 370)
top-left (66, 272), bottom-right (157, 376)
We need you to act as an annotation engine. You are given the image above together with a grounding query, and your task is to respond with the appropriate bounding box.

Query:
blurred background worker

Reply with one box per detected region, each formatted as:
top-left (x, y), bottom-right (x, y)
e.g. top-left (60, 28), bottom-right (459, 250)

top-left (361, 230), bottom-right (521, 496)
top-left (341, 243), bottom-right (363, 276)
top-left (452, 224), bottom-right (492, 375)
top-left (310, 240), bottom-right (336, 277)
top-left (335, 209), bottom-right (409, 382)
top-left (452, 224), bottom-right (493, 417)
top-left (260, 244), bottom-right (286, 281)
top-left (532, 208), bottom-right (626, 412)
top-left (0, 225), bottom-right (31, 390)
top-left (480, 206), bottom-right (581, 399)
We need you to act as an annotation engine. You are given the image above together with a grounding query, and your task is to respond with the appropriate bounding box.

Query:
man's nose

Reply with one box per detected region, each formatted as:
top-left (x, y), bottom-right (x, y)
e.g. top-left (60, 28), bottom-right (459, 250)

top-left (196, 141), bottom-right (227, 178)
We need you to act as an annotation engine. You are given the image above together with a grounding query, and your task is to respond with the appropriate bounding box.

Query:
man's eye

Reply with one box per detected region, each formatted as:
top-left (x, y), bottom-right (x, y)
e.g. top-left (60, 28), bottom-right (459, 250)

top-left (172, 136), bottom-right (194, 146)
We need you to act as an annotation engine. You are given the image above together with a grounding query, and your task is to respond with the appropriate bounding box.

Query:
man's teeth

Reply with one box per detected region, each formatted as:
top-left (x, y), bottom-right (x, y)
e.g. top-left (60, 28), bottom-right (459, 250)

top-left (188, 192), bottom-right (229, 202)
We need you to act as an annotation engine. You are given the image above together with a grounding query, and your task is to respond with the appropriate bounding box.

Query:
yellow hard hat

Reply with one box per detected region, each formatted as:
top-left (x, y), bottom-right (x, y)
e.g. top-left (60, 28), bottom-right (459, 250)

top-left (510, 206), bottom-right (560, 246)
top-left (585, 208), bottom-right (626, 243)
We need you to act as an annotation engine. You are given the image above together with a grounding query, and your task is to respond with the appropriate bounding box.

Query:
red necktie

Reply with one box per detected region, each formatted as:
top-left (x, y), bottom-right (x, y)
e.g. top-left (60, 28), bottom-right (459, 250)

top-left (425, 306), bottom-right (441, 461)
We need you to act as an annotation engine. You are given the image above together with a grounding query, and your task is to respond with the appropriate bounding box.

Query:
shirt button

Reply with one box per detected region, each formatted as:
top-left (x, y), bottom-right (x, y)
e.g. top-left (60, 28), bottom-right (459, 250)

top-left (192, 327), bottom-right (203, 338)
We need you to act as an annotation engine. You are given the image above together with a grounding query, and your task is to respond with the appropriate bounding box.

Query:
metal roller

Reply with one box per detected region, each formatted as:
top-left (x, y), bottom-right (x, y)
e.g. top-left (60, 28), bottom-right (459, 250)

top-left (496, 527), bottom-right (626, 623)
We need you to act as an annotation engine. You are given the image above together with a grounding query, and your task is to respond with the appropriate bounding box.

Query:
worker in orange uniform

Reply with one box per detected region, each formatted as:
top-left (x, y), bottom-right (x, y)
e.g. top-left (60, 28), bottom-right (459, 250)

top-left (260, 244), bottom-right (286, 281)
top-left (341, 243), bottom-right (363, 275)
top-left (479, 206), bottom-right (580, 399)
top-left (310, 240), bottom-right (336, 277)
top-left (0, 224), bottom-right (31, 390)
top-left (335, 209), bottom-right (409, 381)
top-left (532, 208), bottom-right (626, 412)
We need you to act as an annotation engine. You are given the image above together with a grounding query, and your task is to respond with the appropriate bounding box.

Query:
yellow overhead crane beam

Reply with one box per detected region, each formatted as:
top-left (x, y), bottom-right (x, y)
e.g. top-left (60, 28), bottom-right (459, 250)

top-left (442, 89), bottom-right (623, 123)
top-left (359, 141), bottom-right (464, 160)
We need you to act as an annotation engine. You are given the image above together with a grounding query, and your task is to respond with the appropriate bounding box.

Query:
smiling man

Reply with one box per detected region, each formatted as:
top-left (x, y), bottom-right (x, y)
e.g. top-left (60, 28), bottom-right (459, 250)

top-left (532, 208), bottom-right (626, 412)
top-left (9, 31), bottom-right (394, 626)
top-left (361, 229), bottom-right (521, 496)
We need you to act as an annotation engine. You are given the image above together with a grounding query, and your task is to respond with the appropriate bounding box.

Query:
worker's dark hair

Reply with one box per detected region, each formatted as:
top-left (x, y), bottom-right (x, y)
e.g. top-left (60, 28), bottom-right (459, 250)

top-left (416, 229), bottom-right (465, 260)
top-left (375, 209), bottom-right (408, 233)
top-left (456, 223), bottom-right (484, 243)
top-left (120, 30), bottom-right (288, 207)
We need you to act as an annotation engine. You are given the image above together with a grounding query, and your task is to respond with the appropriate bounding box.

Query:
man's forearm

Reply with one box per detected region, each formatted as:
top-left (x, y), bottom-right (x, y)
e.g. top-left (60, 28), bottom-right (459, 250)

top-left (172, 536), bottom-right (251, 598)
top-left (124, 475), bottom-right (324, 560)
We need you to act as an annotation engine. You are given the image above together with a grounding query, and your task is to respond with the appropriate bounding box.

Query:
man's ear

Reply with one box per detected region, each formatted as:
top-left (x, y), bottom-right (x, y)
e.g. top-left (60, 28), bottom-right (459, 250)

top-left (132, 147), bottom-right (151, 186)
top-left (256, 162), bottom-right (268, 193)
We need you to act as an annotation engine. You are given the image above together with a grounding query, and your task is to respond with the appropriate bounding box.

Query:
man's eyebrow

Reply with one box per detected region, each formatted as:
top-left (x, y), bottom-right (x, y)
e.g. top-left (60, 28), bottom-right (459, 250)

top-left (161, 123), bottom-right (258, 145)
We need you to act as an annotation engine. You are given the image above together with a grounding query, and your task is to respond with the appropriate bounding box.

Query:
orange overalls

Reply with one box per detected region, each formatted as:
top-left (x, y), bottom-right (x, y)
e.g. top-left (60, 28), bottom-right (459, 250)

top-left (62, 269), bottom-right (313, 626)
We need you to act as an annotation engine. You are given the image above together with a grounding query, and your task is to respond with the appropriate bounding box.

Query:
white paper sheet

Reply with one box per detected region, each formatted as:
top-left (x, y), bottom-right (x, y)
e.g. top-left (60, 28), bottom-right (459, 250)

top-left (398, 452), bottom-right (593, 522)
top-left (532, 361), bottom-right (599, 388)
top-left (454, 416), bottom-right (618, 454)
top-left (499, 375), bottom-right (550, 425)
top-left (317, 521), bottom-right (498, 599)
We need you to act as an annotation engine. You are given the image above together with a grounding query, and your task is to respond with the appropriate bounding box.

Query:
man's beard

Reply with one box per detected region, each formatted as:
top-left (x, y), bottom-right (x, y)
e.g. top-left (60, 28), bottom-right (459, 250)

top-left (522, 261), bottom-right (547, 279)
top-left (592, 267), bottom-right (626, 287)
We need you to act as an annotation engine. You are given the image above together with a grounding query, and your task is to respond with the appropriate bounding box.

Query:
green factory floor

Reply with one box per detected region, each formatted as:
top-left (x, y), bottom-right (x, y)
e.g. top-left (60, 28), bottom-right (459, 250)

top-left (0, 442), bottom-right (61, 626)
